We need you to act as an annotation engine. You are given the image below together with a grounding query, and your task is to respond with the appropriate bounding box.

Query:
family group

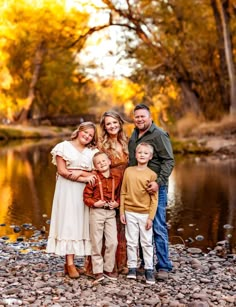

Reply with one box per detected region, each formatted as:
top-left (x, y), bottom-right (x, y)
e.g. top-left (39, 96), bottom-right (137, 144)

top-left (46, 104), bottom-right (175, 285)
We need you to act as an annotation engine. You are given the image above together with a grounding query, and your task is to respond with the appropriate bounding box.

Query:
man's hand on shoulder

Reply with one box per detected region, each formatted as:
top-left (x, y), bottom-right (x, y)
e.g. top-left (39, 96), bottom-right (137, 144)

top-left (146, 181), bottom-right (159, 194)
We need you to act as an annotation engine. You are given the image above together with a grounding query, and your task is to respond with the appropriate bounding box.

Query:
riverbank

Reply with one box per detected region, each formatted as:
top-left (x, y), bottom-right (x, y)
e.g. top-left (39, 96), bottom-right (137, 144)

top-left (0, 241), bottom-right (236, 306)
top-left (173, 116), bottom-right (236, 160)
top-left (1, 122), bottom-right (236, 159)
top-left (0, 125), bottom-right (72, 140)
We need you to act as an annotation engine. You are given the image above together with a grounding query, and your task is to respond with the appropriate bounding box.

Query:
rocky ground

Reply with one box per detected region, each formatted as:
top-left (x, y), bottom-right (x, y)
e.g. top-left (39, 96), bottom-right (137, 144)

top-left (0, 241), bottom-right (236, 307)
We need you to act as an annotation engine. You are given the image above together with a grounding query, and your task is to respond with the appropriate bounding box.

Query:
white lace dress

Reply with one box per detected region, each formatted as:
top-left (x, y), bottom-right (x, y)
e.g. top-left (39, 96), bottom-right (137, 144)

top-left (46, 140), bottom-right (98, 256)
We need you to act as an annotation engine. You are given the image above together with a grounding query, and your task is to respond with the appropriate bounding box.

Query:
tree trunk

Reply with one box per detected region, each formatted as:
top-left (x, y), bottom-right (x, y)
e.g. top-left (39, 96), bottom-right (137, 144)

top-left (16, 41), bottom-right (46, 124)
top-left (211, 0), bottom-right (230, 111)
top-left (215, 0), bottom-right (236, 117)
top-left (179, 80), bottom-right (201, 116)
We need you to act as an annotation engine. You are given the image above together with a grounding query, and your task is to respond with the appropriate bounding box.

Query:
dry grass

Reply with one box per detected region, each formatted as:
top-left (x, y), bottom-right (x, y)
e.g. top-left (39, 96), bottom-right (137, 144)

top-left (175, 114), bottom-right (236, 138)
top-left (175, 113), bottom-right (203, 137)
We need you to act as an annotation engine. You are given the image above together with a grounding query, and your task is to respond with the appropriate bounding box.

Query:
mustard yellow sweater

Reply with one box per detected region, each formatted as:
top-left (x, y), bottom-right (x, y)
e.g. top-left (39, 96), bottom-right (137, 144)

top-left (120, 166), bottom-right (158, 220)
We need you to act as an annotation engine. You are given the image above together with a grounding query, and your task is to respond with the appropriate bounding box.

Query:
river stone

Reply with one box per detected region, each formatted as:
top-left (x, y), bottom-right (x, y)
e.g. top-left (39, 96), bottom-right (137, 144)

top-left (0, 241), bottom-right (236, 306)
top-left (187, 248), bottom-right (202, 254)
top-left (188, 302), bottom-right (210, 307)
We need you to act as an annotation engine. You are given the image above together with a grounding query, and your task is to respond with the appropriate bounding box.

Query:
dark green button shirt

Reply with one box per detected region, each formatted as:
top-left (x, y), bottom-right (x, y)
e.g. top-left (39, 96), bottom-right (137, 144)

top-left (128, 123), bottom-right (174, 186)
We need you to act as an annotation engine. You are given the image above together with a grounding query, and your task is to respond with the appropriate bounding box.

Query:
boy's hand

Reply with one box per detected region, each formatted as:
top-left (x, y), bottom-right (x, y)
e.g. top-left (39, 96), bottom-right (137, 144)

top-left (108, 201), bottom-right (119, 210)
top-left (93, 200), bottom-right (106, 208)
top-left (146, 181), bottom-right (159, 194)
top-left (120, 214), bottom-right (126, 224)
top-left (145, 218), bottom-right (153, 230)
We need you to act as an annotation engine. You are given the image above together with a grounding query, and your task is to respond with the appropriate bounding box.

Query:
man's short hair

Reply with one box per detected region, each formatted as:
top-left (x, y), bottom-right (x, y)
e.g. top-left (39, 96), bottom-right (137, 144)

top-left (136, 142), bottom-right (154, 155)
top-left (134, 104), bottom-right (150, 113)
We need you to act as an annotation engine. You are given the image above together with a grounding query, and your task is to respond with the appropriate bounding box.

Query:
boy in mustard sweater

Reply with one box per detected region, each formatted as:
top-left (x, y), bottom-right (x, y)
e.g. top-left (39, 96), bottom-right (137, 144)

top-left (120, 142), bottom-right (158, 284)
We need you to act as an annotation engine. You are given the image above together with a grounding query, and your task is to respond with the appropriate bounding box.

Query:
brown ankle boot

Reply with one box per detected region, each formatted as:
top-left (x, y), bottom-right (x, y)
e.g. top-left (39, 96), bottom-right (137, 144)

top-left (66, 264), bottom-right (80, 278)
top-left (64, 264), bottom-right (68, 275)
top-left (64, 264), bottom-right (85, 275)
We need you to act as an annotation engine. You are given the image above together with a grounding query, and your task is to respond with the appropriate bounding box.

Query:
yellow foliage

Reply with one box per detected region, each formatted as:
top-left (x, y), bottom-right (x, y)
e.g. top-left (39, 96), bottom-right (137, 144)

top-left (0, 0), bottom-right (92, 121)
top-left (16, 98), bottom-right (28, 108)
top-left (0, 66), bottom-right (12, 89)
top-left (91, 78), bottom-right (144, 117)
top-left (168, 85), bottom-right (178, 100)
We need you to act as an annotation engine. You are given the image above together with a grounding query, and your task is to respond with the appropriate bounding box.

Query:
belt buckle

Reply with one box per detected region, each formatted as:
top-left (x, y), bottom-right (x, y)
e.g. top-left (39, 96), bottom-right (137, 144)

top-left (103, 203), bottom-right (110, 210)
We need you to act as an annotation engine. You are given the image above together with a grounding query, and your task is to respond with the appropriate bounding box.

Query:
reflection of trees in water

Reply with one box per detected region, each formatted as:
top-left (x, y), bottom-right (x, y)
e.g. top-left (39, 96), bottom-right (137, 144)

top-left (225, 162), bottom-right (236, 252)
top-left (1, 144), bottom-right (236, 248)
top-left (0, 140), bottom-right (57, 240)
top-left (167, 157), bottom-right (236, 250)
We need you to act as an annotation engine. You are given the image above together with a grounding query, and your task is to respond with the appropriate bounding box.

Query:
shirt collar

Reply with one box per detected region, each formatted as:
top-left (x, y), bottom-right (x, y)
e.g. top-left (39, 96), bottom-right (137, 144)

top-left (134, 121), bottom-right (155, 135)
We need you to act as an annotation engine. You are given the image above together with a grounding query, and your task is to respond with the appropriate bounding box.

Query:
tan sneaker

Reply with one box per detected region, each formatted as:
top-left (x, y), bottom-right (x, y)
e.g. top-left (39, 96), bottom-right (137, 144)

top-left (94, 273), bottom-right (104, 282)
top-left (103, 271), bottom-right (118, 281)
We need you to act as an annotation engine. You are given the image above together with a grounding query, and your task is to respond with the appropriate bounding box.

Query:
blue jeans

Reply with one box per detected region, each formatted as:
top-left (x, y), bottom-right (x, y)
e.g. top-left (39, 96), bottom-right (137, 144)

top-left (153, 186), bottom-right (172, 272)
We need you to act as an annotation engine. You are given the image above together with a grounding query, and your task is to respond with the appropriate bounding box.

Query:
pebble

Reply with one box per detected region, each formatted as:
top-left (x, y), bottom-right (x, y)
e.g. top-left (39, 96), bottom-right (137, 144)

top-left (0, 242), bottom-right (235, 306)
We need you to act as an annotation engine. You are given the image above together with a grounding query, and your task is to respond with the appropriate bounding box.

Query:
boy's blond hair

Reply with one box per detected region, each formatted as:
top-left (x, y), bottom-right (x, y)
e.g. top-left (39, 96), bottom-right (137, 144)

top-left (136, 142), bottom-right (154, 155)
top-left (93, 151), bottom-right (109, 164)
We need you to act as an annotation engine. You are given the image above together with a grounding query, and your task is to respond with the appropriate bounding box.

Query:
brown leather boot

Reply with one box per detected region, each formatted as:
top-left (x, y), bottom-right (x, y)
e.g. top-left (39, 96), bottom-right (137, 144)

top-left (66, 264), bottom-right (80, 279)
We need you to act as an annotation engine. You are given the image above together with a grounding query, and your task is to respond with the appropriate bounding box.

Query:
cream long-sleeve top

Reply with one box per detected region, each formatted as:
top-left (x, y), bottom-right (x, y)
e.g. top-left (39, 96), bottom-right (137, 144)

top-left (120, 166), bottom-right (158, 220)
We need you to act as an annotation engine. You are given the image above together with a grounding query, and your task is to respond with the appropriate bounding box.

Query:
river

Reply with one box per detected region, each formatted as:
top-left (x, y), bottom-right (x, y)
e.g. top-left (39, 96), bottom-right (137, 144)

top-left (0, 139), bottom-right (235, 253)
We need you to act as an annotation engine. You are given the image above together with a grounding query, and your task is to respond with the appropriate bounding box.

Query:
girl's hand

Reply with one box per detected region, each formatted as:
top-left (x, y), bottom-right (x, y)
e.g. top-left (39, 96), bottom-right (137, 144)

top-left (78, 174), bottom-right (96, 184)
top-left (83, 174), bottom-right (96, 185)
top-left (68, 170), bottom-right (83, 181)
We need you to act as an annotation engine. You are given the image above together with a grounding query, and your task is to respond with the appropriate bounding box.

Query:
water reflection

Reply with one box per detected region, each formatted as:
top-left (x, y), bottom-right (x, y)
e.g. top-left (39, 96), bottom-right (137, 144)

top-left (0, 140), bottom-right (236, 252)
top-left (167, 156), bottom-right (236, 252)
top-left (0, 139), bottom-right (59, 242)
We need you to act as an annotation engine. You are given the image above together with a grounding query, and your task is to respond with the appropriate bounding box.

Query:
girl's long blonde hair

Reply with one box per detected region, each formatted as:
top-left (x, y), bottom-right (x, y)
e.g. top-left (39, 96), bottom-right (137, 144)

top-left (71, 121), bottom-right (98, 148)
top-left (99, 111), bottom-right (128, 157)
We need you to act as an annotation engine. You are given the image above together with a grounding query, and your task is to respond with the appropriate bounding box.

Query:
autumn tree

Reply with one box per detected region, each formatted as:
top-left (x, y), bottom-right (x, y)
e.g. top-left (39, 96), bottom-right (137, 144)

top-left (101, 0), bottom-right (236, 119)
top-left (211, 0), bottom-right (236, 116)
top-left (0, 0), bottom-right (97, 124)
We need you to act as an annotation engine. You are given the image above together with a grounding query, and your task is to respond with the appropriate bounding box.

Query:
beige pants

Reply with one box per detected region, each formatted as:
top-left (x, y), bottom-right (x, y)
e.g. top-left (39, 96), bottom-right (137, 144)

top-left (89, 208), bottom-right (118, 274)
top-left (125, 211), bottom-right (154, 269)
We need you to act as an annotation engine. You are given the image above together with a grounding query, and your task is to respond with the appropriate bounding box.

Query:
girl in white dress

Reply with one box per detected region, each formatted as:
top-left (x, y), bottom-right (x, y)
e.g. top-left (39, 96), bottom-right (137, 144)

top-left (46, 122), bottom-right (98, 278)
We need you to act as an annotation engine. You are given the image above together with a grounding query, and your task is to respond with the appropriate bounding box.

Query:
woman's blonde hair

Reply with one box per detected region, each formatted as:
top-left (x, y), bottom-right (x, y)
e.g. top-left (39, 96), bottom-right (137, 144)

top-left (99, 111), bottom-right (128, 157)
top-left (71, 121), bottom-right (98, 148)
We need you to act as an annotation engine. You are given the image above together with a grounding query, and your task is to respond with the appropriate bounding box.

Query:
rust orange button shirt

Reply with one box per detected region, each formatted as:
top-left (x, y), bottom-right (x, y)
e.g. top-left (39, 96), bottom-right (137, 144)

top-left (83, 169), bottom-right (122, 208)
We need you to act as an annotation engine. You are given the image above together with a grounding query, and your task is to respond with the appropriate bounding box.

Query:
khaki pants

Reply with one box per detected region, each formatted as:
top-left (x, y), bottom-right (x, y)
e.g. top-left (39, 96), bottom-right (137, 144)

top-left (89, 208), bottom-right (118, 274)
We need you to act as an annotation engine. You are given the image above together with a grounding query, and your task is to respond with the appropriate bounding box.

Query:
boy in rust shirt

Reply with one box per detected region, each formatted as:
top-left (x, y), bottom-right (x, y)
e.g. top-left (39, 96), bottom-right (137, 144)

top-left (83, 152), bottom-right (122, 282)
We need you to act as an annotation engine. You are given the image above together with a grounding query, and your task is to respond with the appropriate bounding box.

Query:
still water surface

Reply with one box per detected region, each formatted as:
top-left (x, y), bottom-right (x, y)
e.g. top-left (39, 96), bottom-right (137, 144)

top-left (0, 139), bottom-right (236, 252)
